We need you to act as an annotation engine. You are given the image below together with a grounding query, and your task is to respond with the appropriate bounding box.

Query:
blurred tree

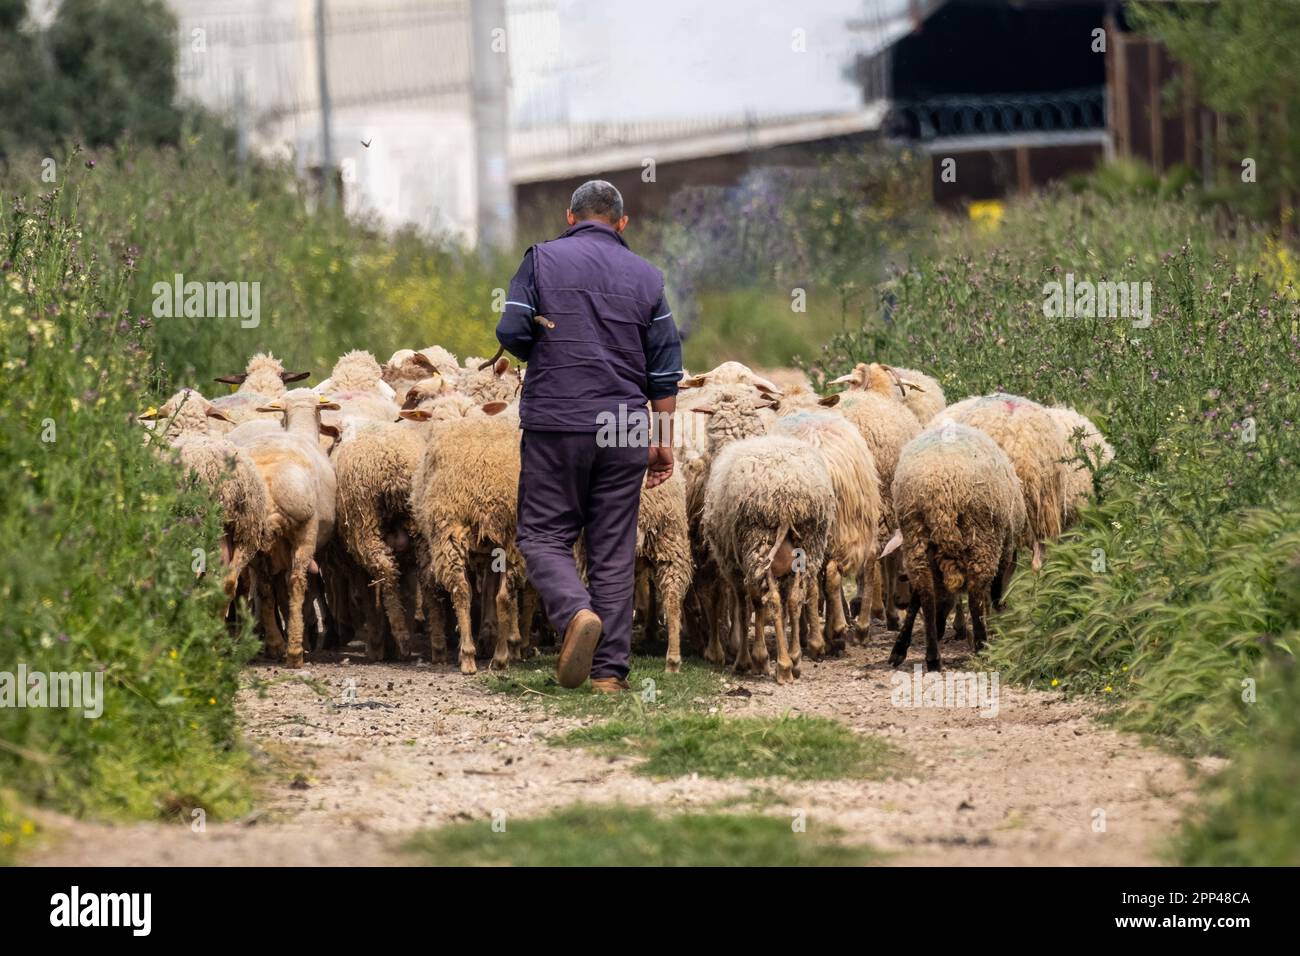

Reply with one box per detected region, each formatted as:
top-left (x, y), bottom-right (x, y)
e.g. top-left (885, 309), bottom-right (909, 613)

top-left (48, 0), bottom-right (182, 146)
top-left (1132, 0), bottom-right (1300, 226)
top-left (0, 0), bottom-right (182, 156)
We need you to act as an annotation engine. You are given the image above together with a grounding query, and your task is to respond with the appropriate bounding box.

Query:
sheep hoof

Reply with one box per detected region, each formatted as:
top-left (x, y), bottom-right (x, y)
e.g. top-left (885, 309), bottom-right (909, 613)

top-left (887, 650), bottom-right (907, 668)
top-left (286, 650), bottom-right (304, 669)
top-left (489, 656), bottom-right (510, 672)
top-left (459, 657), bottom-right (478, 675)
top-left (665, 657), bottom-right (682, 674)
top-left (925, 657), bottom-right (942, 673)
top-left (884, 614), bottom-right (900, 632)
top-left (704, 647), bottom-right (726, 667)
top-left (805, 642), bottom-right (825, 661)
top-left (791, 662), bottom-right (802, 678)
top-left (775, 664), bottom-right (795, 685)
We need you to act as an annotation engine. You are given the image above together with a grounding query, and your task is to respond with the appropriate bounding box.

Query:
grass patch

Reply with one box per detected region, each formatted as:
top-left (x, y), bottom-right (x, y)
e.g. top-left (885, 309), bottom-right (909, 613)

top-left (483, 653), bottom-right (723, 718)
top-left (556, 713), bottom-right (903, 781)
top-left (406, 804), bottom-right (877, 867)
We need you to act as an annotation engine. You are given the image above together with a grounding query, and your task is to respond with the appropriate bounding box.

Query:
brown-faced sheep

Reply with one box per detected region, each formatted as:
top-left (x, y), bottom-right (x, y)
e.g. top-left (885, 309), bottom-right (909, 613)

top-left (887, 423), bottom-right (1026, 672)
top-left (699, 393), bottom-right (836, 683)
top-left (383, 346), bottom-right (461, 396)
top-left (459, 355), bottom-right (522, 404)
top-left (774, 410), bottom-right (881, 656)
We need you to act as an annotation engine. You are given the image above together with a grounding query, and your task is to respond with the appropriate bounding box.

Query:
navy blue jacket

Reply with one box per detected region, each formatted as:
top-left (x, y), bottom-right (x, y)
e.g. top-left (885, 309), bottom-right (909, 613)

top-left (495, 220), bottom-right (683, 431)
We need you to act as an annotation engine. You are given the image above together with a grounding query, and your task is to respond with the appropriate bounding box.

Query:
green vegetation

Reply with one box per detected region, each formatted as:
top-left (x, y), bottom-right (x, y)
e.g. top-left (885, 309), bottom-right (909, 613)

top-left (483, 653), bottom-right (722, 718)
top-left (407, 804), bottom-right (877, 867)
top-left (557, 713), bottom-right (903, 782)
top-left (0, 187), bottom-right (257, 844)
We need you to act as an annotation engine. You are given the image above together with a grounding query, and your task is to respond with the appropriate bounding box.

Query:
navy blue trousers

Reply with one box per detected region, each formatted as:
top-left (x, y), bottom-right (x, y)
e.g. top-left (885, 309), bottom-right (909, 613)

top-left (516, 431), bottom-right (647, 680)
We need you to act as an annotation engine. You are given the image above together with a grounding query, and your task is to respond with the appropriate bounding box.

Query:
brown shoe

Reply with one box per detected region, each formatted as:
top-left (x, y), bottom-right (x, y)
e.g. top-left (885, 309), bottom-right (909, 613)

top-left (557, 609), bottom-right (602, 689)
top-left (590, 676), bottom-right (630, 694)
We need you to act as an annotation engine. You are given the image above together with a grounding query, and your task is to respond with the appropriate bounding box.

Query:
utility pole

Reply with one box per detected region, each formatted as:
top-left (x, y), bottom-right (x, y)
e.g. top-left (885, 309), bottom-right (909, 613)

top-left (470, 0), bottom-right (515, 253)
top-left (314, 0), bottom-right (335, 208)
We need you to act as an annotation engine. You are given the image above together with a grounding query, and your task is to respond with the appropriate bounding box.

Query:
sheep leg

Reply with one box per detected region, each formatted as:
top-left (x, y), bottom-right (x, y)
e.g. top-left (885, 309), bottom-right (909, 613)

top-left (450, 571), bottom-right (477, 675)
top-left (854, 568), bottom-right (873, 637)
top-left (888, 593), bottom-right (921, 668)
top-left (477, 567), bottom-right (497, 657)
top-left (951, 598), bottom-right (969, 643)
top-left (518, 586), bottom-right (538, 660)
top-left (285, 540), bottom-right (315, 668)
top-left (823, 561), bottom-right (847, 653)
top-left (426, 589), bottom-right (448, 664)
top-left (768, 575), bottom-right (794, 684)
top-left (492, 570), bottom-right (518, 671)
top-left (968, 587), bottom-right (990, 654)
top-left (656, 564), bottom-right (684, 675)
top-left (254, 570), bottom-right (287, 660)
top-left (926, 580), bottom-right (951, 674)
top-left (730, 585), bottom-right (754, 674)
top-left (870, 564), bottom-right (885, 620)
top-left (379, 573), bottom-right (413, 661)
top-left (748, 588), bottom-right (769, 676)
top-left (702, 580), bottom-right (727, 666)
top-left (633, 562), bottom-right (651, 640)
top-left (883, 553), bottom-right (901, 631)
top-left (786, 579), bottom-right (803, 678)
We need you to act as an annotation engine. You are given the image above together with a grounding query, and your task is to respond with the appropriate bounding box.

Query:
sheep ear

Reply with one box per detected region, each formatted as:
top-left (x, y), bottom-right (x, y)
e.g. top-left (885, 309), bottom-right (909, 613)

top-left (827, 373), bottom-right (858, 386)
top-left (691, 405), bottom-right (716, 416)
top-left (493, 357), bottom-right (510, 376)
top-left (401, 388), bottom-right (422, 410)
top-left (411, 352), bottom-right (437, 370)
top-left (318, 423), bottom-right (341, 439)
top-left (280, 370), bottom-right (311, 383)
top-left (137, 406), bottom-right (162, 421)
top-left (678, 374), bottom-right (707, 389)
top-left (753, 377), bottom-right (783, 396)
top-left (879, 529), bottom-right (904, 558)
top-left (818, 394), bottom-right (841, 407)
top-left (205, 406), bottom-right (234, 423)
top-left (256, 403), bottom-right (283, 413)
top-left (317, 399), bottom-right (341, 411)
top-left (214, 373), bottom-right (247, 386)
top-left (481, 401), bottom-right (509, 416)
top-left (399, 408), bottom-right (432, 422)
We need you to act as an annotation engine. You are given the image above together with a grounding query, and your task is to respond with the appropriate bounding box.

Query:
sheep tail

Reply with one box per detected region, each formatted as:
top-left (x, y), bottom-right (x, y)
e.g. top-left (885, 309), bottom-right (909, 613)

top-left (766, 521), bottom-right (795, 578)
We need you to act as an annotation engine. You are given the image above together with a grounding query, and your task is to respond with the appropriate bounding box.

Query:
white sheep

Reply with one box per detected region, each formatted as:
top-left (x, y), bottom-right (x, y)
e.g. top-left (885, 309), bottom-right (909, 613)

top-left (698, 391), bottom-right (836, 683)
top-left (939, 392), bottom-right (1071, 560)
top-left (887, 422), bottom-right (1027, 671)
top-left (774, 409), bottom-right (881, 656)
top-left (140, 389), bottom-right (270, 606)
top-left (409, 403), bottom-right (523, 674)
top-left (227, 388), bottom-right (340, 667)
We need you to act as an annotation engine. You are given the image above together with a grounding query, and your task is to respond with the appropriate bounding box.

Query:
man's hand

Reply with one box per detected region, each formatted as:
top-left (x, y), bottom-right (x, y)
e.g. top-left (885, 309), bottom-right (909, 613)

top-left (646, 444), bottom-right (674, 489)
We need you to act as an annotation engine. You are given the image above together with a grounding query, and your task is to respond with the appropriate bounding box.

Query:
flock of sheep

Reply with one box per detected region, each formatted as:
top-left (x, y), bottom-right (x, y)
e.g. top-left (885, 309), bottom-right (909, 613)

top-left (139, 346), bottom-right (1113, 681)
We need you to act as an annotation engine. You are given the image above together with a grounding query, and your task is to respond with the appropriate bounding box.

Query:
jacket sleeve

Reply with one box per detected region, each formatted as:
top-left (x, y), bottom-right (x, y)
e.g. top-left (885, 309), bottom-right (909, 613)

top-left (495, 248), bottom-right (540, 362)
top-left (644, 288), bottom-right (683, 400)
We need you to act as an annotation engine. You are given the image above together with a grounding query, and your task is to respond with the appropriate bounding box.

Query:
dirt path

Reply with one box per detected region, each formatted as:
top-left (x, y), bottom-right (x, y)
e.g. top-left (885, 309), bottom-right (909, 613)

top-left (27, 629), bottom-right (1201, 866)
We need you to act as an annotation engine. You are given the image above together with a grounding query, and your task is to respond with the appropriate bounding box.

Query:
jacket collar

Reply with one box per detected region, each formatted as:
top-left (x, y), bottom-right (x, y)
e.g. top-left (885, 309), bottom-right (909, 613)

top-left (559, 219), bottom-right (629, 248)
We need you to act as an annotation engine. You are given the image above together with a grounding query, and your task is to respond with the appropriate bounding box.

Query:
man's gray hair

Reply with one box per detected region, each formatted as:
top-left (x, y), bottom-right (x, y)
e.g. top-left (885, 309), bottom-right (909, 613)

top-left (569, 180), bottom-right (624, 222)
